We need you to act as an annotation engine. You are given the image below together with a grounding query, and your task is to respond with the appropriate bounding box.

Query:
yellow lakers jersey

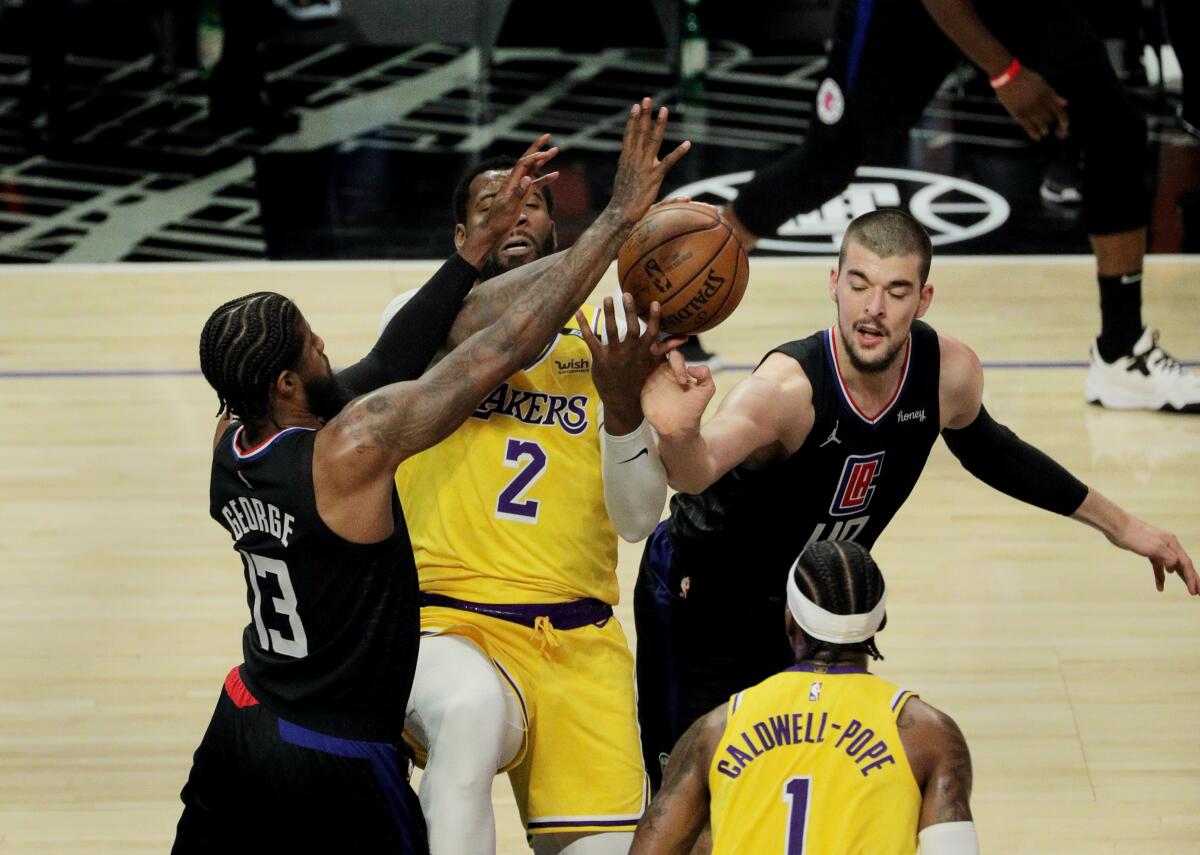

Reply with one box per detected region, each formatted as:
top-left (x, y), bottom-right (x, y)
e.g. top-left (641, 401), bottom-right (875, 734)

top-left (396, 305), bottom-right (619, 604)
top-left (709, 666), bottom-right (921, 855)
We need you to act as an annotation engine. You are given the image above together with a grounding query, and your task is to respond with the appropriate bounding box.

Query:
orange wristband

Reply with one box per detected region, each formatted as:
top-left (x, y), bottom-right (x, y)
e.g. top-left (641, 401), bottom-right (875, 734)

top-left (989, 58), bottom-right (1021, 89)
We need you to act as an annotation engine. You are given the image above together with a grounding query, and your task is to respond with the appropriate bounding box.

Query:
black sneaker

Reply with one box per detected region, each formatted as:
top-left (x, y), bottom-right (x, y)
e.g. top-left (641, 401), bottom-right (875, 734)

top-left (680, 336), bottom-right (723, 371)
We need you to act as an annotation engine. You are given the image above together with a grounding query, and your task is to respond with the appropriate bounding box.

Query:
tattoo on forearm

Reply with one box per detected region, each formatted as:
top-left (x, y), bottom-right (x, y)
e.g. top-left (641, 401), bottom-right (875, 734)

top-left (935, 719), bottom-right (974, 824)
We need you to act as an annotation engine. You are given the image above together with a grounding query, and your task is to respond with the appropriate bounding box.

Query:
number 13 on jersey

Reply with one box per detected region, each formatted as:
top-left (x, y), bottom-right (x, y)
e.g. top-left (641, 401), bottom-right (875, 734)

top-left (496, 438), bottom-right (548, 524)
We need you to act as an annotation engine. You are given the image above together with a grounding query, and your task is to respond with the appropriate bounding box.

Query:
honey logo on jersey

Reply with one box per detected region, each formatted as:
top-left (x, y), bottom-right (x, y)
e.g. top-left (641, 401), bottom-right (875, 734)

top-left (472, 381), bottom-right (590, 435)
top-left (829, 451), bottom-right (884, 517)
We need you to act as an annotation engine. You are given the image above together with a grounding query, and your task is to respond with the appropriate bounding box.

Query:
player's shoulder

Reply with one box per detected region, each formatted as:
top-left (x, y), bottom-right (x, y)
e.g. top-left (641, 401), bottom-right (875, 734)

top-left (754, 351), bottom-right (815, 402)
top-left (897, 696), bottom-right (968, 751)
top-left (935, 329), bottom-right (983, 394)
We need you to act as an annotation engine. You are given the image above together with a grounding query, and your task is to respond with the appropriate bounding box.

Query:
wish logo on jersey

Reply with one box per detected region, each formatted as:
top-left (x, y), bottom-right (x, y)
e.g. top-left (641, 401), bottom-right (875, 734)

top-left (472, 381), bottom-right (590, 435)
top-left (829, 452), bottom-right (884, 517)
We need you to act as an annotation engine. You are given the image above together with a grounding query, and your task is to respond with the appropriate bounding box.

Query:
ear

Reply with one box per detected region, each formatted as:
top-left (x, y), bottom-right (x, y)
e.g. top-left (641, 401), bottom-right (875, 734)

top-left (550, 223), bottom-right (558, 253)
top-left (454, 223), bottom-right (467, 251)
top-left (275, 369), bottom-right (300, 402)
top-left (915, 282), bottom-right (934, 319)
top-left (828, 266), bottom-right (839, 303)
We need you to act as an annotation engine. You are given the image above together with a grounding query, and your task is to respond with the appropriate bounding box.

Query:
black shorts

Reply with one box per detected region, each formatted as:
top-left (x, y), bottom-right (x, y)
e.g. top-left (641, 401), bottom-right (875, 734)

top-left (173, 666), bottom-right (428, 854)
top-left (634, 524), bottom-right (795, 792)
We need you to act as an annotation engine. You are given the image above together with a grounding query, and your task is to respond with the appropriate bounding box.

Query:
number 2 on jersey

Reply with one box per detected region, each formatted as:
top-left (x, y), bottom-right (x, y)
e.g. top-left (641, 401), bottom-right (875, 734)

top-left (783, 776), bottom-right (812, 854)
top-left (496, 438), bottom-right (548, 523)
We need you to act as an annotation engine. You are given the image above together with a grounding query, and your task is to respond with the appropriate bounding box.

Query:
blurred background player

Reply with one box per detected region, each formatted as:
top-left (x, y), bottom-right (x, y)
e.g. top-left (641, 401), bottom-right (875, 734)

top-left (379, 114), bottom-right (690, 854)
top-left (630, 540), bottom-right (977, 855)
top-left (718, 0), bottom-right (1200, 414)
top-left (634, 209), bottom-right (1198, 790)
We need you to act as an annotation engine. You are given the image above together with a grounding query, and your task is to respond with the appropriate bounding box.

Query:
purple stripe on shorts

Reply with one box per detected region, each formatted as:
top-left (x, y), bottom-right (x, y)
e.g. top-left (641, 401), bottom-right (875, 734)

top-left (420, 592), bottom-right (612, 631)
top-left (527, 817), bottom-right (641, 830)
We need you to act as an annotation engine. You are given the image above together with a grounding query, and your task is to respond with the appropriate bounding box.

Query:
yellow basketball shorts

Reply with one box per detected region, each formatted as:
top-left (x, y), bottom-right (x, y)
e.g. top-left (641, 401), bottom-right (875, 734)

top-left (417, 600), bottom-right (648, 835)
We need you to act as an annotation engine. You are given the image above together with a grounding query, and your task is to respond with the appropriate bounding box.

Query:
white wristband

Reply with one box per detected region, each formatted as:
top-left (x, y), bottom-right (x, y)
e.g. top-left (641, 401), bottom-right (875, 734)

top-left (918, 821), bottom-right (979, 855)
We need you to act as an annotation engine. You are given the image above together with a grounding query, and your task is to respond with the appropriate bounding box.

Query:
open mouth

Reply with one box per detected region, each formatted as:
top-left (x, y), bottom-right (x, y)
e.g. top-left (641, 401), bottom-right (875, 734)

top-left (500, 237), bottom-right (532, 258)
top-left (855, 325), bottom-right (886, 346)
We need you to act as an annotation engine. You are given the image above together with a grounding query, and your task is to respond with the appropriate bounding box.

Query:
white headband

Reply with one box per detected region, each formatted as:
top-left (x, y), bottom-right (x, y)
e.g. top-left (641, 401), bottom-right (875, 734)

top-left (786, 555), bottom-right (887, 644)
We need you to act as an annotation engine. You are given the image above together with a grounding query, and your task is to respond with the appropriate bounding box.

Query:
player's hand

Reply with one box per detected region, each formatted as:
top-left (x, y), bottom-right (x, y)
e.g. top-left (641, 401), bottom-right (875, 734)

top-left (640, 355), bottom-right (716, 440)
top-left (576, 295), bottom-right (688, 433)
top-left (609, 98), bottom-right (692, 227)
top-left (994, 67), bottom-right (1069, 141)
top-left (1106, 517), bottom-right (1199, 595)
top-left (459, 134), bottom-right (559, 268)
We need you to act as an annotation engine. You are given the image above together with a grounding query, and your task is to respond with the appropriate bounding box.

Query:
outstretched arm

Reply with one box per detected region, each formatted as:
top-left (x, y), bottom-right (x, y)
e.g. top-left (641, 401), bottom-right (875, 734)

top-left (939, 333), bottom-right (1199, 595)
top-left (316, 99), bottom-right (691, 535)
top-left (643, 351), bottom-right (813, 494)
top-left (342, 140), bottom-right (559, 393)
top-left (578, 294), bottom-right (688, 541)
top-left (630, 706), bottom-right (725, 855)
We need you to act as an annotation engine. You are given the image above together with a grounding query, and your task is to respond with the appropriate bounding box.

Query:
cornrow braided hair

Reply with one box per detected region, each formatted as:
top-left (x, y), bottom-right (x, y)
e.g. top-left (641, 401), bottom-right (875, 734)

top-left (791, 540), bottom-right (886, 661)
top-left (199, 292), bottom-right (304, 422)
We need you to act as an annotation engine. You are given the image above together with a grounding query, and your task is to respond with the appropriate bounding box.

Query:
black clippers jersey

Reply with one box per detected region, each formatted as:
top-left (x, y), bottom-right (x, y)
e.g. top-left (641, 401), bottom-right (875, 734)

top-left (209, 424), bottom-right (418, 741)
top-left (668, 321), bottom-right (941, 601)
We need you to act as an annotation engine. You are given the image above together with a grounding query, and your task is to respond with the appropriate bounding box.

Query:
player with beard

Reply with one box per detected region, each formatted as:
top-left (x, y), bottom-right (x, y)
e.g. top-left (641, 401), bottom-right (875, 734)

top-left (376, 156), bottom-right (690, 854)
top-left (633, 208), bottom-right (1198, 792)
top-left (174, 101), bottom-right (691, 853)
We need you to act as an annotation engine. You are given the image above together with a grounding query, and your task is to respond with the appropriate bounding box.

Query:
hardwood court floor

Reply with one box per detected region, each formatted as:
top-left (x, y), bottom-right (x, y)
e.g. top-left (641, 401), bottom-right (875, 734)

top-left (0, 256), bottom-right (1197, 853)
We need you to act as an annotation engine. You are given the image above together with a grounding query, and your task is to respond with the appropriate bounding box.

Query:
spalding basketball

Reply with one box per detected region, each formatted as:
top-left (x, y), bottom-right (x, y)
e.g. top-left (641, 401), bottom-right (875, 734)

top-left (617, 201), bottom-right (749, 335)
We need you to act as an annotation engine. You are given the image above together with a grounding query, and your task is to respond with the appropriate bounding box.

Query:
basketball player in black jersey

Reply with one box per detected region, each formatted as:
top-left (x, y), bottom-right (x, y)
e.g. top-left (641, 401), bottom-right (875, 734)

top-left (633, 208), bottom-right (1198, 791)
top-left (173, 99), bottom-right (691, 853)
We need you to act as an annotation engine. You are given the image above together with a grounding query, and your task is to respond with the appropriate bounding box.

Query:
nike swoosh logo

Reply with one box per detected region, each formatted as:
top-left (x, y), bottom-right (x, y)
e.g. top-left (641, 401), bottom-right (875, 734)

top-left (617, 448), bottom-right (649, 464)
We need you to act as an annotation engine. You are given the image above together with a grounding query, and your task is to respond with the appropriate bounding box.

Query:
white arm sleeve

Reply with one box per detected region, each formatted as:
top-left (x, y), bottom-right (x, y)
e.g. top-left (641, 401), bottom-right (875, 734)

top-left (918, 822), bottom-right (979, 855)
top-left (378, 288), bottom-right (419, 336)
top-left (601, 417), bottom-right (668, 543)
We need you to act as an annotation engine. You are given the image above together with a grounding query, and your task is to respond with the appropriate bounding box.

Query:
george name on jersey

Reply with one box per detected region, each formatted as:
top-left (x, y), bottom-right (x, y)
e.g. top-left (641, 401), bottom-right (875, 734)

top-left (472, 381), bottom-right (589, 435)
top-left (716, 712), bottom-right (896, 780)
top-left (221, 496), bottom-right (295, 546)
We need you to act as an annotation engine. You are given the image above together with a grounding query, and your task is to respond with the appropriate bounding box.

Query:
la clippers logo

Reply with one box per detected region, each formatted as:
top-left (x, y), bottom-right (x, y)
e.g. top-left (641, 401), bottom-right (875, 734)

top-left (830, 452), bottom-right (884, 517)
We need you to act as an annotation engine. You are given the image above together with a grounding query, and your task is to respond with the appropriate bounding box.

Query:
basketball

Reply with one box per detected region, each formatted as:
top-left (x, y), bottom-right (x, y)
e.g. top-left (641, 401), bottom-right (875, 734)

top-left (616, 201), bottom-right (749, 335)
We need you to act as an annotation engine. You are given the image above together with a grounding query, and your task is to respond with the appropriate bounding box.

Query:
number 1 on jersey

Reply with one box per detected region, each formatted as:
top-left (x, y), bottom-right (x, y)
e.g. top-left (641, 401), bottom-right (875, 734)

top-left (783, 776), bottom-right (812, 854)
top-left (496, 438), bottom-right (548, 523)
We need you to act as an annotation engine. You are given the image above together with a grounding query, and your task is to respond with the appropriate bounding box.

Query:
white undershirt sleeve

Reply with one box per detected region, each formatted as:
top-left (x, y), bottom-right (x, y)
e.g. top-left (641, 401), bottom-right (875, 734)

top-left (601, 417), bottom-right (668, 543)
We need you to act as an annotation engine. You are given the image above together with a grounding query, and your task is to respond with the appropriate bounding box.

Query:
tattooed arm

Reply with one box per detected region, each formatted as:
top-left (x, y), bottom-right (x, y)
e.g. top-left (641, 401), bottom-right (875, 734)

top-left (314, 98), bottom-right (691, 542)
top-left (896, 698), bottom-right (974, 830)
top-left (630, 706), bottom-right (726, 855)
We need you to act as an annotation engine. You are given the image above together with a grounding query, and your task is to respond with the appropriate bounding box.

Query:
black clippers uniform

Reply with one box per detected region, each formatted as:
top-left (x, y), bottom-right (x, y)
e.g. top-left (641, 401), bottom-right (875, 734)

top-left (635, 320), bottom-right (941, 788)
top-left (174, 425), bottom-right (426, 853)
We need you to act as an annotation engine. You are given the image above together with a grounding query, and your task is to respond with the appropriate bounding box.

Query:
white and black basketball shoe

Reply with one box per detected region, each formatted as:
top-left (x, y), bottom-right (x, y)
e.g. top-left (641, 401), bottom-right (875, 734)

top-left (1086, 327), bottom-right (1200, 413)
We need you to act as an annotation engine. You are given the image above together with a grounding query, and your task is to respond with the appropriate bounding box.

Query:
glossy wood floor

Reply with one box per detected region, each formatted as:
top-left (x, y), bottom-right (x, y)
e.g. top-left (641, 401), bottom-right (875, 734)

top-left (1, 256), bottom-right (1197, 854)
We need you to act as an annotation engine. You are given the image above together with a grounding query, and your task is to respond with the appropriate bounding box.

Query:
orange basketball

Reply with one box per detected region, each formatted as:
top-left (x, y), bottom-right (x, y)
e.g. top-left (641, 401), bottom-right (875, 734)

top-left (617, 202), bottom-right (749, 335)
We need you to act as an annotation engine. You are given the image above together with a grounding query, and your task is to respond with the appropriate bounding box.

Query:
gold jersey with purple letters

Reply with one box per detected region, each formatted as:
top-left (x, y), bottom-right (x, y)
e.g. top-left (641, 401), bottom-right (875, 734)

top-left (396, 305), bottom-right (618, 605)
top-left (709, 666), bottom-right (921, 855)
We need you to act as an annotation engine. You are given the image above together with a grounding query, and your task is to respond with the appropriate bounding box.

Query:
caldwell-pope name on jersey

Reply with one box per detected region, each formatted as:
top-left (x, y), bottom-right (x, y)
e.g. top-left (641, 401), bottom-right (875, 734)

top-left (472, 381), bottom-right (590, 435)
top-left (716, 711), bottom-right (897, 780)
